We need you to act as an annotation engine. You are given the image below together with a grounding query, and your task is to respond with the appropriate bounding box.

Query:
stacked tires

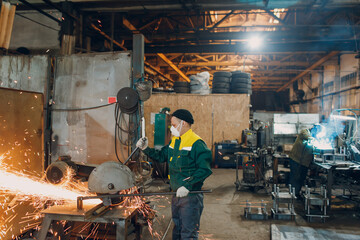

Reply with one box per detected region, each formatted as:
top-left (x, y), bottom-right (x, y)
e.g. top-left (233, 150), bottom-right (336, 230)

top-left (173, 81), bottom-right (190, 93)
top-left (212, 71), bottom-right (232, 94)
top-left (230, 71), bottom-right (252, 94)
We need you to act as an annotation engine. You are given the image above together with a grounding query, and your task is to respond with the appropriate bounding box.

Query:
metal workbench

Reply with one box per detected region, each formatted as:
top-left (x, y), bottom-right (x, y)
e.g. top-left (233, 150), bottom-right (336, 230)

top-left (37, 203), bottom-right (140, 240)
top-left (313, 159), bottom-right (360, 204)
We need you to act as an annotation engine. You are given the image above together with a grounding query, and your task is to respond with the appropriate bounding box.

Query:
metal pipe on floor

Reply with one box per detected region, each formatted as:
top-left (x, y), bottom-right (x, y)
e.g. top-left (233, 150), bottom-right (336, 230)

top-left (77, 189), bottom-right (212, 210)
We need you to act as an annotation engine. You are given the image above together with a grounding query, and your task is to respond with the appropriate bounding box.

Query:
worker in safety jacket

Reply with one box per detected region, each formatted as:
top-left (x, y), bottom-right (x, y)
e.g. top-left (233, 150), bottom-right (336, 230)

top-left (136, 109), bottom-right (212, 240)
top-left (289, 128), bottom-right (316, 197)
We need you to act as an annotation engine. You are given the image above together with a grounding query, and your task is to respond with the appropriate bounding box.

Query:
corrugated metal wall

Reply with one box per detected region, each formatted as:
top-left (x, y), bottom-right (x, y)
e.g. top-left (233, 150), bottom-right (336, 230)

top-left (0, 55), bottom-right (49, 93)
top-left (51, 52), bottom-right (132, 164)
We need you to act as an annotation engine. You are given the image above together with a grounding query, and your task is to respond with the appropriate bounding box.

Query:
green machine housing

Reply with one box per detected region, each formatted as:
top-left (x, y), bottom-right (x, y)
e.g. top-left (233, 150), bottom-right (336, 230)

top-left (154, 112), bottom-right (171, 149)
top-left (153, 111), bottom-right (170, 178)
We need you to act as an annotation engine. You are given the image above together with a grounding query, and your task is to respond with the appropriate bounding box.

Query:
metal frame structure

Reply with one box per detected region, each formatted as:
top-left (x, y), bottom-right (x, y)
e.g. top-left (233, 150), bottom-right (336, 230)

top-left (271, 184), bottom-right (296, 220)
top-left (303, 185), bottom-right (329, 222)
top-left (244, 200), bottom-right (269, 220)
top-left (12, 0), bottom-right (360, 91)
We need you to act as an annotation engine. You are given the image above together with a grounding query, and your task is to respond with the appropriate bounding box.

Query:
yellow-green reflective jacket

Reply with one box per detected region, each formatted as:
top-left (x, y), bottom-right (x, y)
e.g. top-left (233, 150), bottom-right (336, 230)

top-left (143, 129), bottom-right (212, 191)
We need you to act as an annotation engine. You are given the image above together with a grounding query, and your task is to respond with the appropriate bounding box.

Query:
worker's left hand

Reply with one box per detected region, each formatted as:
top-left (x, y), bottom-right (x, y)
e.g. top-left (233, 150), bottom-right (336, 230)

top-left (176, 186), bottom-right (189, 197)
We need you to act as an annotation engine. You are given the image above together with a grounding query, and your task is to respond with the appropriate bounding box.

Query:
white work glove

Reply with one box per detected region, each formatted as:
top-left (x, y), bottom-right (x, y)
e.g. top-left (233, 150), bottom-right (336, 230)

top-left (176, 186), bottom-right (190, 198)
top-left (136, 137), bottom-right (148, 150)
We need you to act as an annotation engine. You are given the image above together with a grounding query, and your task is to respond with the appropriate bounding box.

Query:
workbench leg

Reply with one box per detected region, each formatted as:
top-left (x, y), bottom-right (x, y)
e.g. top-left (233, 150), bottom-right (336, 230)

top-left (37, 215), bottom-right (53, 240)
top-left (134, 214), bottom-right (142, 240)
top-left (327, 168), bottom-right (334, 205)
top-left (116, 219), bottom-right (128, 240)
top-left (135, 224), bottom-right (142, 240)
top-left (273, 157), bottom-right (279, 184)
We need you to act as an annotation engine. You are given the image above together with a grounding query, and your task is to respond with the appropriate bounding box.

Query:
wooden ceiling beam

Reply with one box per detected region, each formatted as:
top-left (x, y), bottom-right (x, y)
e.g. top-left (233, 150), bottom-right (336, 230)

top-left (188, 16), bottom-right (195, 29)
top-left (218, 55), bottom-right (227, 61)
top-left (262, 55), bottom-right (271, 61)
top-left (193, 55), bottom-right (212, 70)
top-left (168, 54), bottom-right (182, 61)
top-left (122, 17), bottom-right (151, 43)
top-left (194, 54), bottom-right (210, 62)
top-left (90, 23), bottom-right (127, 50)
top-left (279, 54), bottom-right (294, 62)
top-left (145, 52), bottom-right (327, 56)
top-left (253, 76), bottom-right (291, 80)
top-left (209, 10), bottom-right (235, 29)
top-left (250, 69), bottom-right (302, 74)
top-left (164, 17), bottom-right (174, 30)
top-left (139, 18), bottom-right (159, 30)
top-left (264, 9), bottom-right (285, 24)
top-left (145, 62), bottom-right (174, 82)
top-left (157, 53), bottom-right (191, 82)
top-left (178, 61), bottom-right (311, 67)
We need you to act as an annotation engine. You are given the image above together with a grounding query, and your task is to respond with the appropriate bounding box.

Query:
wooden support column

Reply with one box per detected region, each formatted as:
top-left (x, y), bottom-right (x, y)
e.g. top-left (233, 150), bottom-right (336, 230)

top-left (0, 1), bottom-right (10, 48)
top-left (3, 4), bottom-right (15, 49)
top-left (60, 1), bottom-right (75, 55)
top-left (60, 35), bottom-right (76, 55)
top-left (86, 36), bottom-right (91, 52)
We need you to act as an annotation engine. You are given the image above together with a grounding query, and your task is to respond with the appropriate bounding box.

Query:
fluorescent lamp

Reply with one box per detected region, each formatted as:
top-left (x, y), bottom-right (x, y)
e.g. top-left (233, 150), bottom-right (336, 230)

top-left (248, 36), bottom-right (263, 49)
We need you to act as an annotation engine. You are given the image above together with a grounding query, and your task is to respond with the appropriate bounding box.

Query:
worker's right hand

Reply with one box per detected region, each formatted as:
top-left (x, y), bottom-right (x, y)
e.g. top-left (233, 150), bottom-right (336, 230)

top-left (136, 137), bottom-right (148, 150)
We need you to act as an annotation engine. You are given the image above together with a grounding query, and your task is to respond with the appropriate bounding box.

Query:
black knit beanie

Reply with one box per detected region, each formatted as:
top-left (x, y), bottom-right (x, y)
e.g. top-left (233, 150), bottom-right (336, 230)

top-left (172, 109), bottom-right (194, 124)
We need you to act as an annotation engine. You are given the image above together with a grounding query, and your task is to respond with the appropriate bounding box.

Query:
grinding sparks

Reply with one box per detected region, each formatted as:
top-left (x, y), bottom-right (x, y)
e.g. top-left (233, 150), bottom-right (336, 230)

top-left (112, 187), bottom-right (160, 239)
top-left (0, 169), bottom-right (91, 202)
top-left (0, 155), bottom-right (100, 239)
top-left (0, 153), bottom-right (161, 239)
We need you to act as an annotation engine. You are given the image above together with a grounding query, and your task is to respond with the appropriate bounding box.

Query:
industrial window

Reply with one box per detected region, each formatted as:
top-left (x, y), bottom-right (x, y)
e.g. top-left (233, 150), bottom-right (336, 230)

top-left (340, 71), bottom-right (357, 88)
top-left (323, 81), bottom-right (334, 94)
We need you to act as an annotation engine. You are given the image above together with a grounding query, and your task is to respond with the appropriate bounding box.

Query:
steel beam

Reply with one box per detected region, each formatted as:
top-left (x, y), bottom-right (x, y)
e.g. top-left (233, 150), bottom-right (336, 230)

top-left (42, 0), bottom-right (78, 21)
top-left (70, 1), bottom-right (360, 12)
top-left (18, 0), bottom-right (61, 24)
top-left (133, 34), bottom-right (144, 81)
top-left (145, 41), bottom-right (357, 53)
top-left (148, 29), bottom-right (356, 42)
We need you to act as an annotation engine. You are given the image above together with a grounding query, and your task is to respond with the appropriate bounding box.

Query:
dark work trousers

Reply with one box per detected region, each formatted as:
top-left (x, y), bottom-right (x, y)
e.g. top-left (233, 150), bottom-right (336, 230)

top-left (171, 193), bottom-right (204, 240)
top-left (289, 159), bottom-right (308, 196)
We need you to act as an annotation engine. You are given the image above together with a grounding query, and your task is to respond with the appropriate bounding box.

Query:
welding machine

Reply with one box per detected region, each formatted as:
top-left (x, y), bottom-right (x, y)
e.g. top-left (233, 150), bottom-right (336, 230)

top-left (214, 141), bottom-right (241, 168)
top-left (242, 158), bottom-right (262, 183)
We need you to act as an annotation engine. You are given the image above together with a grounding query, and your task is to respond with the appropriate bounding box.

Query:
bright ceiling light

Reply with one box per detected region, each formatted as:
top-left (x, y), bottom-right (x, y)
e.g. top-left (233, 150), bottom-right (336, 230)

top-left (248, 36), bottom-right (263, 49)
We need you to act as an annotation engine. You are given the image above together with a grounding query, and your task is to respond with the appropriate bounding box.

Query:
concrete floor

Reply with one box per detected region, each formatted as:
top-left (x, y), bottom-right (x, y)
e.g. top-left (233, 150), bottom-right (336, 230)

top-left (143, 169), bottom-right (360, 240)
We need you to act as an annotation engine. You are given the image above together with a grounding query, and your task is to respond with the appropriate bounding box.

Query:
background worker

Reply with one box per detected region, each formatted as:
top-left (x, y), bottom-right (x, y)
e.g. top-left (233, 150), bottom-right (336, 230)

top-left (136, 109), bottom-right (212, 240)
top-left (289, 128), bottom-right (316, 197)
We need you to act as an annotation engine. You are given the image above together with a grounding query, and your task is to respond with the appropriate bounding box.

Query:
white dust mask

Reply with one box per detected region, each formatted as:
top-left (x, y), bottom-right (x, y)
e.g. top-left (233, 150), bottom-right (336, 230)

top-left (170, 120), bottom-right (183, 137)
